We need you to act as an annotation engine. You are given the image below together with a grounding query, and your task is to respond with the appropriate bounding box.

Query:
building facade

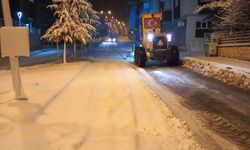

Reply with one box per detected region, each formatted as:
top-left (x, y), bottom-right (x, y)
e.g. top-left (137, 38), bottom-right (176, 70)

top-left (129, 0), bottom-right (212, 54)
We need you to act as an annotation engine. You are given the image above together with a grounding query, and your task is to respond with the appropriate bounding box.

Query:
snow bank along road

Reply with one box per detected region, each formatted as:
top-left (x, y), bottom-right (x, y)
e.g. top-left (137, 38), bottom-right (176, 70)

top-left (0, 61), bottom-right (202, 150)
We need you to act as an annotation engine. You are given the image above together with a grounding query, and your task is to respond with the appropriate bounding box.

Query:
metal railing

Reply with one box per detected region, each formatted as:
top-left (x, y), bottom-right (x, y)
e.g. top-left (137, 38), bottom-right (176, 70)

top-left (218, 30), bottom-right (250, 47)
top-left (0, 18), bottom-right (41, 35)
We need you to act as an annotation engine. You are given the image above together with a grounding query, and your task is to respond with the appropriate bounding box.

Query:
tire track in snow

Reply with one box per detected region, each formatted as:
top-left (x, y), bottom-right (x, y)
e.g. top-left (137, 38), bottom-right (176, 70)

top-left (143, 65), bottom-right (249, 149)
top-left (34, 62), bottom-right (89, 119)
top-left (50, 62), bottom-right (107, 150)
top-left (185, 99), bottom-right (250, 150)
top-left (129, 63), bottom-right (238, 150)
top-left (119, 62), bottom-right (140, 150)
top-left (102, 61), bottom-right (139, 150)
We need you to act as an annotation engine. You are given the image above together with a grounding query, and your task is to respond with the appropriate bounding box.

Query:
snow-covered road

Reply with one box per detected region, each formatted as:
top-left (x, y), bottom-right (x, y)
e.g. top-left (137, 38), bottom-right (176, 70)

top-left (0, 60), bottom-right (202, 150)
top-left (1, 41), bottom-right (249, 149)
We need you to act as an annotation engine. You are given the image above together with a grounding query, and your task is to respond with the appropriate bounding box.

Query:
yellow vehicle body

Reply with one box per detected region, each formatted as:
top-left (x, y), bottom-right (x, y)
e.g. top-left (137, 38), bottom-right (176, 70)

top-left (134, 12), bottom-right (179, 67)
top-left (141, 13), bottom-right (162, 50)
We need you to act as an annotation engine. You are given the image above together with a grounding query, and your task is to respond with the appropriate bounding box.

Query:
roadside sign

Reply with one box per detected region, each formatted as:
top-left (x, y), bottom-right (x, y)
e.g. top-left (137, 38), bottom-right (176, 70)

top-left (157, 40), bottom-right (164, 47)
top-left (0, 27), bottom-right (30, 57)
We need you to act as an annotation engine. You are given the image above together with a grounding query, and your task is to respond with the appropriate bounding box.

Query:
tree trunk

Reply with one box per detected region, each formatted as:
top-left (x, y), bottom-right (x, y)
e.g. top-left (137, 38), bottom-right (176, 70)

top-left (64, 41), bottom-right (67, 64)
top-left (73, 40), bottom-right (76, 57)
top-left (80, 43), bottom-right (83, 56)
top-left (56, 42), bottom-right (60, 61)
top-left (84, 44), bottom-right (86, 54)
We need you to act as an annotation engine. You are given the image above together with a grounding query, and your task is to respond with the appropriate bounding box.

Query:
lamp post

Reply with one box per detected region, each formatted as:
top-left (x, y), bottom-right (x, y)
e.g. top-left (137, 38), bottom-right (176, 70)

top-left (1, 0), bottom-right (27, 100)
top-left (17, 11), bottom-right (22, 26)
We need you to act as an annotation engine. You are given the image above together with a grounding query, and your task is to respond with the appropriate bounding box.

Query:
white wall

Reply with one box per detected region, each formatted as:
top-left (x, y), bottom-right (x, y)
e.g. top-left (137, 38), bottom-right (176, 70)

top-left (185, 15), bottom-right (207, 53)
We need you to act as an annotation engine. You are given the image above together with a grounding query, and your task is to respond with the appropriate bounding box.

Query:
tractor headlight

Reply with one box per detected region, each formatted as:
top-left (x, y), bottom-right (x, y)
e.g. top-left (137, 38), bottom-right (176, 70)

top-left (167, 34), bottom-right (172, 42)
top-left (147, 33), bottom-right (154, 42)
top-left (112, 38), bottom-right (117, 42)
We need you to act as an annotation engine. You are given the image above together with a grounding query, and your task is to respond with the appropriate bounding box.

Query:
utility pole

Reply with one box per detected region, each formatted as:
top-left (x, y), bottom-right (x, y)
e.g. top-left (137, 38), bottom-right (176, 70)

top-left (1, 0), bottom-right (27, 100)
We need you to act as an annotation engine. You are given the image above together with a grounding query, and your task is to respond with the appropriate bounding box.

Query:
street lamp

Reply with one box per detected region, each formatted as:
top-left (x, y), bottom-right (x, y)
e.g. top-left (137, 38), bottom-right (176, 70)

top-left (17, 11), bottom-right (22, 26)
top-left (100, 10), bottom-right (111, 16)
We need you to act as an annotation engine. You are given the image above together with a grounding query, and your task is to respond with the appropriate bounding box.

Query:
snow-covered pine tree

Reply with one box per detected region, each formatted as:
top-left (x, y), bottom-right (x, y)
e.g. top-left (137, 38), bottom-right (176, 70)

top-left (42, 0), bottom-right (77, 64)
top-left (196, 0), bottom-right (250, 31)
top-left (69, 0), bottom-right (99, 55)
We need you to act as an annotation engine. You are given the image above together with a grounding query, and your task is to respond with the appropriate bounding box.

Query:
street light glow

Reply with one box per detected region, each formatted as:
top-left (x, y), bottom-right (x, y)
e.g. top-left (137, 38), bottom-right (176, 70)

top-left (17, 11), bottom-right (22, 19)
top-left (100, 11), bottom-right (104, 14)
top-left (108, 11), bottom-right (111, 14)
top-left (17, 11), bottom-right (23, 26)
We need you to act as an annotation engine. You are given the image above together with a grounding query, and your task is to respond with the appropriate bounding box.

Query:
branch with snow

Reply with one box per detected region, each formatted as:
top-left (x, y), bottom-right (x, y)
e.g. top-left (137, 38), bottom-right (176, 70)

top-left (195, 0), bottom-right (250, 31)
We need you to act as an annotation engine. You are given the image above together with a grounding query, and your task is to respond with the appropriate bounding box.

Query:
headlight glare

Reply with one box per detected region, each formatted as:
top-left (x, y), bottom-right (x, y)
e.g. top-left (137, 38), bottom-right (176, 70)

top-left (167, 34), bottom-right (172, 42)
top-left (147, 33), bottom-right (154, 42)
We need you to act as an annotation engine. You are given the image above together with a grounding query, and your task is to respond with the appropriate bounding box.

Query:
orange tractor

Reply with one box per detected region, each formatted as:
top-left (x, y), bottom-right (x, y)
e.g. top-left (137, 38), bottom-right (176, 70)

top-left (134, 13), bottom-right (179, 67)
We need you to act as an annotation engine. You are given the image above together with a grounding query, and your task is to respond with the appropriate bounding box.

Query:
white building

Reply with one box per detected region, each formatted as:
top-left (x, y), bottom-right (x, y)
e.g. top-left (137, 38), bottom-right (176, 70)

top-left (129, 0), bottom-right (212, 55)
top-left (161, 0), bottom-right (212, 54)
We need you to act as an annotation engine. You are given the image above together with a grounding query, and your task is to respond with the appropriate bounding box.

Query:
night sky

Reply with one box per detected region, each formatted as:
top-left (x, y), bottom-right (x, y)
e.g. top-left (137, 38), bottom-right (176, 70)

top-left (92, 0), bottom-right (129, 22)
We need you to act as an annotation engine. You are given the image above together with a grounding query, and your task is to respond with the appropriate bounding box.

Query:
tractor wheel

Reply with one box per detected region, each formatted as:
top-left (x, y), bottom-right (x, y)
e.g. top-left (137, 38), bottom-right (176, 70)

top-left (138, 47), bottom-right (146, 67)
top-left (168, 46), bottom-right (180, 66)
top-left (134, 46), bottom-right (139, 65)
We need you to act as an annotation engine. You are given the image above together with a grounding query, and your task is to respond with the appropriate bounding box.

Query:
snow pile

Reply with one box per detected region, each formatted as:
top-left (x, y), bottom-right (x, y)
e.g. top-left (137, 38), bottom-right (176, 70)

top-left (183, 58), bottom-right (250, 89)
top-left (0, 61), bottom-right (203, 150)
